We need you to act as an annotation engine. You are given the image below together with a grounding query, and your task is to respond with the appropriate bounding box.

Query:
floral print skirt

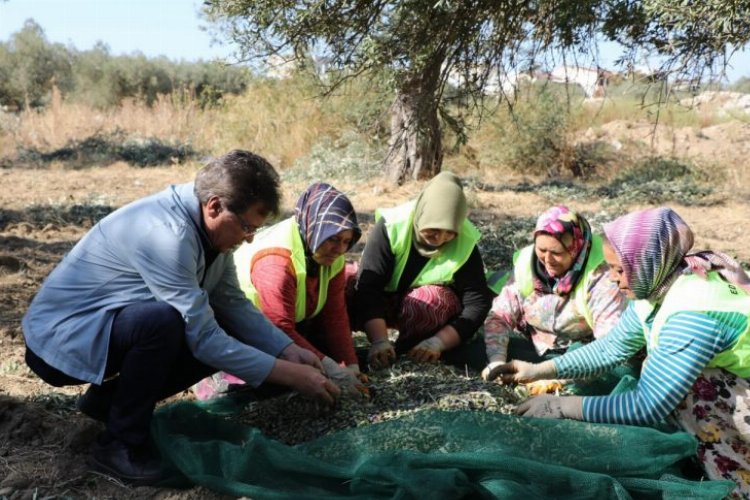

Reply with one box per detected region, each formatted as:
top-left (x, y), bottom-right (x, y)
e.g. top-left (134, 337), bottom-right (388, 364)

top-left (675, 368), bottom-right (750, 498)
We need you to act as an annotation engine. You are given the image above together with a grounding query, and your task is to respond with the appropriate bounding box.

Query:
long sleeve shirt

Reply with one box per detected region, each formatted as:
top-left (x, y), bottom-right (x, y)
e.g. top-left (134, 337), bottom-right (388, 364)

top-left (248, 251), bottom-right (358, 366)
top-left (555, 303), bottom-right (746, 425)
top-left (354, 219), bottom-right (492, 341)
top-left (22, 182), bottom-right (292, 387)
top-left (484, 262), bottom-right (626, 363)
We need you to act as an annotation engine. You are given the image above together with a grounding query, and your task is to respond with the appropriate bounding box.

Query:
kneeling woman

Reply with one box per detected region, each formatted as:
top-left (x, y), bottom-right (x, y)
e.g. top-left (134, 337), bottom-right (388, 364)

top-left (196, 182), bottom-right (366, 399)
top-left (350, 172), bottom-right (493, 369)
top-left (482, 205), bottom-right (627, 393)
top-left (492, 208), bottom-right (750, 496)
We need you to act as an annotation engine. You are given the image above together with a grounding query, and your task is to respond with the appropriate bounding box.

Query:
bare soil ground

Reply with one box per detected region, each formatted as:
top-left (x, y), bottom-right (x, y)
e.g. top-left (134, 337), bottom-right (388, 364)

top-left (1, 120), bottom-right (750, 499)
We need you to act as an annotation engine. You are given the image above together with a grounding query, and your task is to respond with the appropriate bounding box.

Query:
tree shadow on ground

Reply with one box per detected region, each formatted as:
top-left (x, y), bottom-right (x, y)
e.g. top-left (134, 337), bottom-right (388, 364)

top-left (0, 130), bottom-right (201, 169)
top-left (0, 205), bottom-right (114, 229)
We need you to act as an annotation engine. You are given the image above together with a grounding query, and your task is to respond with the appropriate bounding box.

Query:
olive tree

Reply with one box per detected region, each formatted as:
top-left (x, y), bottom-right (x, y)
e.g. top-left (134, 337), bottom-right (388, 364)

top-left (204, 0), bottom-right (750, 184)
top-left (0, 20), bottom-right (73, 109)
top-left (604, 0), bottom-right (750, 87)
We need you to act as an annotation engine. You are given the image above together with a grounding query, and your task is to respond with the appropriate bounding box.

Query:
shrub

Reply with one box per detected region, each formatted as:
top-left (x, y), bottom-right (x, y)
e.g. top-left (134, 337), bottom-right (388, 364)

top-left (596, 157), bottom-right (713, 205)
top-left (500, 90), bottom-right (571, 177)
top-left (730, 77), bottom-right (750, 95)
top-left (495, 89), bottom-right (613, 178)
top-left (283, 131), bottom-right (383, 183)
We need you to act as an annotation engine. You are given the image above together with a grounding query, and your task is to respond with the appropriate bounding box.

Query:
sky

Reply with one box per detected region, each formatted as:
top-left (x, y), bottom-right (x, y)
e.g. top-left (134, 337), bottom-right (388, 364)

top-left (0, 0), bottom-right (233, 62)
top-left (1, 0), bottom-right (749, 82)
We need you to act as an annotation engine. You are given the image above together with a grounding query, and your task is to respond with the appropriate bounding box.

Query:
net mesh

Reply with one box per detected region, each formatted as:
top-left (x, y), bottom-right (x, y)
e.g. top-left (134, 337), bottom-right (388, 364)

top-left (151, 399), bottom-right (735, 499)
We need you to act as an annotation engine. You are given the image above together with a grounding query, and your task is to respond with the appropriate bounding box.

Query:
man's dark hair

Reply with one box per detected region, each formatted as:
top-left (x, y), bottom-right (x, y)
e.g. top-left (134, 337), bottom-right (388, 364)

top-left (194, 149), bottom-right (281, 217)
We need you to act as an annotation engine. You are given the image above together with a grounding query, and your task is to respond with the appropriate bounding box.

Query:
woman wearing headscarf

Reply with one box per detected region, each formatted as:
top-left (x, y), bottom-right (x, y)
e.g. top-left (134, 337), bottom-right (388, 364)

top-left (350, 171), bottom-right (493, 369)
top-left (482, 205), bottom-right (627, 393)
top-left (195, 182), bottom-right (366, 399)
top-left (491, 207), bottom-right (750, 496)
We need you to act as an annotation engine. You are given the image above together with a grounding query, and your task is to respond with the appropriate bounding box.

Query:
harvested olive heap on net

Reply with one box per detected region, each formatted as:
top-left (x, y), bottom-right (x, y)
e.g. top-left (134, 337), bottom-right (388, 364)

top-left (230, 359), bottom-right (524, 445)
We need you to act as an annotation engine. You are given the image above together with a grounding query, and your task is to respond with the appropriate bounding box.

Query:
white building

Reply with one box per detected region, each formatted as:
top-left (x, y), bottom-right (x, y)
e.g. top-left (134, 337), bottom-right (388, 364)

top-left (549, 66), bottom-right (611, 98)
top-left (264, 54), bottom-right (332, 80)
top-left (446, 64), bottom-right (533, 98)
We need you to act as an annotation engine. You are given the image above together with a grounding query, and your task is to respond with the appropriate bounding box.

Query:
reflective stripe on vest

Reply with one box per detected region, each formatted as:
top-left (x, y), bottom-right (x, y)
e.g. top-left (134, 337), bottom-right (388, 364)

top-left (632, 272), bottom-right (750, 377)
top-left (233, 217), bottom-right (344, 322)
top-left (512, 234), bottom-right (606, 329)
top-left (376, 201), bottom-right (481, 292)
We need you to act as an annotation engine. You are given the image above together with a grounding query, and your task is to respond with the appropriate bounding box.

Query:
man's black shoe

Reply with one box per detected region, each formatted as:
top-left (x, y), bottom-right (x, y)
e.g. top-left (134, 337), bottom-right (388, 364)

top-left (89, 436), bottom-right (162, 486)
top-left (76, 382), bottom-right (116, 423)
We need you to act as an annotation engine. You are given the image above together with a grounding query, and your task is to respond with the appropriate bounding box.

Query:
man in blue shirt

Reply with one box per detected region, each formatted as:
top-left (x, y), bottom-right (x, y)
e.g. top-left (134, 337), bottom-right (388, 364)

top-left (22, 149), bottom-right (341, 485)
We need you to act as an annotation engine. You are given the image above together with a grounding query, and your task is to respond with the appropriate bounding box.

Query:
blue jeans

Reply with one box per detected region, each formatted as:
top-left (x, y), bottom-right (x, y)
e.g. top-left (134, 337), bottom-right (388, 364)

top-left (26, 301), bottom-right (214, 446)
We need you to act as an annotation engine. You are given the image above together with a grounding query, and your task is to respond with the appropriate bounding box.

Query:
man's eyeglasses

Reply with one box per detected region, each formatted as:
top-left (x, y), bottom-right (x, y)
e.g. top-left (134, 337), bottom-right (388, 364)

top-left (230, 211), bottom-right (262, 237)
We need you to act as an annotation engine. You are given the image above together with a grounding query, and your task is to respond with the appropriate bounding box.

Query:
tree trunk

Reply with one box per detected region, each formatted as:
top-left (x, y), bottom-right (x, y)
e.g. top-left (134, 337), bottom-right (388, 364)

top-left (384, 69), bottom-right (443, 185)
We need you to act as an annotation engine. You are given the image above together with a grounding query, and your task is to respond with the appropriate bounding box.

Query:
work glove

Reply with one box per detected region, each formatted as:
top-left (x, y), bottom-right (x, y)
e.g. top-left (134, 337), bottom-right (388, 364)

top-left (481, 359), bottom-right (505, 381)
top-left (408, 336), bottom-right (445, 363)
top-left (368, 340), bottom-right (396, 370)
top-left (321, 357), bottom-right (367, 399)
top-left (484, 359), bottom-right (557, 384)
top-left (346, 364), bottom-right (370, 384)
top-left (524, 379), bottom-right (565, 395)
top-left (516, 395), bottom-right (584, 420)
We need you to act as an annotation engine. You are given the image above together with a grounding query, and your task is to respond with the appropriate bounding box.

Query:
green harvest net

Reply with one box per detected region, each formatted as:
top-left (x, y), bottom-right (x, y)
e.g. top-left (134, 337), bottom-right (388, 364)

top-left (151, 393), bottom-right (735, 499)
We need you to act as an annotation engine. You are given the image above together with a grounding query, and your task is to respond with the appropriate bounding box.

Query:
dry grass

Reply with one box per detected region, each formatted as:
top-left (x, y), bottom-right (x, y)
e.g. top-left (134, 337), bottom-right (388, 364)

top-left (210, 79), bottom-right (350, 169)
top-left (0, 80), bottom-right (352, 172)
top-left (3, 87), bottom-right (217, 152)
top-left (1, 77), bottom-right (747, 192)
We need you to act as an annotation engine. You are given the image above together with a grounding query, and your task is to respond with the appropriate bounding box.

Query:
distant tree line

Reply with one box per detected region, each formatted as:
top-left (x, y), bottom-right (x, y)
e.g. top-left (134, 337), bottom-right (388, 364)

top-left (0, 20), bottom-right (251, 110)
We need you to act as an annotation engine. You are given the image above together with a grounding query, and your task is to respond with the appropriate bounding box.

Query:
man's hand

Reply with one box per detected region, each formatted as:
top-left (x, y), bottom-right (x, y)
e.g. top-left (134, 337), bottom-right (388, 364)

top-left (368, 340), bottom-right (396, 370)
top-left (408, 336), bottom-right (445, 363)
top-left (279, 343), bottom-right (323, 371)
top-left (267, 360), bottom-right (341, 407)
top-left (321, 357), bottom-right (369, 399)
top-left (516, 395), bottom-right (583, 420)
top-left (346, 364), bottom-right (370, 384)
top-left (484, 359), bottom-right (557, 384)
top-left (290, 364), bottom-right (341, 406)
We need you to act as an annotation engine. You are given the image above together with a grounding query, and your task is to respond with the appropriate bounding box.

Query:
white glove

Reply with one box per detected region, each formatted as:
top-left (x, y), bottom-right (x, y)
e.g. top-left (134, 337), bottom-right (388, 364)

top-left (484, 359), bottom-right (557, 384)
top-left (408, 336), bottom-right (445, 363)
top-left (321, 357), bottom-right (367, 398)
top-left (481, 359), bottom-right (506, 381)
top-left (346, 364), bottom-right (370, 384)
top-left (368, 340), bottom-right (396, 370)
top-left (516, 395), bottom-right (584, 420)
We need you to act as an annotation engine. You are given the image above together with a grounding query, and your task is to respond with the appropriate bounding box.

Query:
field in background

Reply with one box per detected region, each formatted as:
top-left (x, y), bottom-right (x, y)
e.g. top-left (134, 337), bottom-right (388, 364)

top-left (2, 75), bottom-right (749, 187)
top-left (1, 72), bottom-right (750, 499)
top-left (2, 74), bottom-right (750, 287)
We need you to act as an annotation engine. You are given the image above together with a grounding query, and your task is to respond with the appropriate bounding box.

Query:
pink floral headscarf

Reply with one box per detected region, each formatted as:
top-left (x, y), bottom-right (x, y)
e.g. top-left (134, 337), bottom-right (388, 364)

top-left (532, 205), bottom-right (593, 295)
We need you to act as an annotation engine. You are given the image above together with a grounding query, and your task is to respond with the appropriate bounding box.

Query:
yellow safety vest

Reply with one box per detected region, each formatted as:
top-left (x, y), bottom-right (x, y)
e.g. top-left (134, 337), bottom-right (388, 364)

top-left (376, 201), bottom-right (481, 292)
top-left (633, 272), bottom-right (750, 377)
top-left (233, 217), bottom-right (344, 322)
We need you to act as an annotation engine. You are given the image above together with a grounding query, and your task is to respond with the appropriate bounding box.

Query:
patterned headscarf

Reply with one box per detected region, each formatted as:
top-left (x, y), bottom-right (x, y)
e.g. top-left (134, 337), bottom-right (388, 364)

top-left (603, 207), bottom-right (750, 301)
top-left (532, 205), bottom-right (593, 295)
top-left (295, 182), bottom-right (361, 255)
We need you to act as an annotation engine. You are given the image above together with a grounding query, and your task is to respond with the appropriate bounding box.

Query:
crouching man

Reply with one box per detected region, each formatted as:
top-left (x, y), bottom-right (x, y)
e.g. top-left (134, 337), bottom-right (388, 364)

top-left (22, 150), bottom-right (340, 485)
